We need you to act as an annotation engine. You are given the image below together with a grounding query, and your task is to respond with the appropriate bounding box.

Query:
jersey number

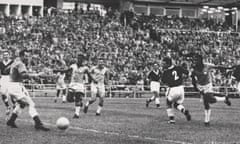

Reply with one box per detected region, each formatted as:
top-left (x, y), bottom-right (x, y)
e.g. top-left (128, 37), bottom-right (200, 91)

top-left (172, 71), bottom-right (179, 80)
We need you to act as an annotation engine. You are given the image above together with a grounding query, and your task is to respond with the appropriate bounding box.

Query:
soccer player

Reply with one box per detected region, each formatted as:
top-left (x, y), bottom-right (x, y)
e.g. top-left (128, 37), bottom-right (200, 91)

top-left (230, 60), bottom-right (240, 92)
top-left (146, 63), bottom-right (161, 108)
top-left (54, 71), bottom-right (67, 103)
top-left (6, 50), bottom-right (49, 131)
top-left (161, 57), bottom-right (191, 124)
top-left (190, 54), bottom-right (231, 126)
top-left (83, 59), bottom-right (109, 116)
top-left (0, 51), bottom-right (14, 115)
top-left (54, 54), bottom-right (95, 118)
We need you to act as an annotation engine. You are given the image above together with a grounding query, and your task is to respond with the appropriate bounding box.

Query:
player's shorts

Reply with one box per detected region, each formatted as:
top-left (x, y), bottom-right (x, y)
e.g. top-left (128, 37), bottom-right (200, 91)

top-left (68, 82), bottom-right (85, 93)
top-left (0, 76), bottom-right (11, 95)
top-left (150, 81), bottom-right (160, 93)
top-left (56, 83), bottom-right (67, 90)
top-left (166, 85), bottom-right (184, 104)
top-left (6, 82), bottom-right (30, 100)
top-left (91, 83), bottom-right (105, 97)
top-left (198, 83), bottom-right (213, 93)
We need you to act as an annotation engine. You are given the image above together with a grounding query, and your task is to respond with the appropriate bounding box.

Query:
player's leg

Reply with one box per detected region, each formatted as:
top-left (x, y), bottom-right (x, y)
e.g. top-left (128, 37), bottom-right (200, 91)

top-left (96, 85), bottom-right (105, 116)
top-left (73, 92), bottom-right (84, 118)
top-left (55, 89), bottom-right (61, 103)
top-left (174, 86), bottom-right (191, 121)
top-left (211, 92), bottom-right (231, 106)
top-left (62, 89), bottom-right (67, 103)
top-left (166, 98), bottom-right (175, 124)
top-left (21, 95), bottom-right (49, 131)
top-left (1, 94), bottom-right (11, 115)
top-left (146, 82), bottom-right (158, 107)
top-left (202, 92), bottom-right (216, 126)
top-left (166, 88), bottom-right (175, 124)
top-left (83, 83), bottom-right (97, 113)
top-left (7, 102), bottom-right (21, 128)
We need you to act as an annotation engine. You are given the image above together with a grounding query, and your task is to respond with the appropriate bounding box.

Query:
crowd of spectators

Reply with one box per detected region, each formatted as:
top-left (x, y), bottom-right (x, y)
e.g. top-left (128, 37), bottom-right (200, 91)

top-left (0, 7), bottom-right (240, 88)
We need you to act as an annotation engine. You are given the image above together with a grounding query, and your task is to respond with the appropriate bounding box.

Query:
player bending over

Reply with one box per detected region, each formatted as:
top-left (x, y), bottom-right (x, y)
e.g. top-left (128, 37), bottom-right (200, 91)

top-left (190, 54), bottom-right (231, 126)
top-left (6, 50), bottom-right (49, 131)
top-left (83, 59), bottom-right (109, 116)
top-left (146, 63), bottom-right (161, 108)
top-left (161, 57), bottom-right (191, 124)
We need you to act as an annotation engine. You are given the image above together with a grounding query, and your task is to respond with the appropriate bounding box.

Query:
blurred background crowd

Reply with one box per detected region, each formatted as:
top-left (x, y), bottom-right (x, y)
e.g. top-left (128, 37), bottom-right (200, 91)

top-left (0, 7), bottom-right (239, 87)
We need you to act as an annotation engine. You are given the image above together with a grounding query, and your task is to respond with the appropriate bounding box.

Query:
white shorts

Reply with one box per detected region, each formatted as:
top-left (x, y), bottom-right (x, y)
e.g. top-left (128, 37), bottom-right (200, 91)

top-left (91, 83), bottom-right (105, 97)
top-left (6, 82), bottom-right (30, 100)
top-left (198, 83), bottom-right (213, 93)
top-left (166, 85), bottom-right (184, 104)
top-left (56, 83), bottom-right (67, 90)
top-left (69, 82), bottom-right (85, 93)
top-left (0, 76), bottom-right (11, 95)
top-left (150, 81), bottom-right (160, 93)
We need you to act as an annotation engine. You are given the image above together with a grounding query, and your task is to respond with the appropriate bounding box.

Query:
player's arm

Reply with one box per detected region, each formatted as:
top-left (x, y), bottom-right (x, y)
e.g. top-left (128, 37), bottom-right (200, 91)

top-left (206, 63), bottom-right (232, 70)
top-left (104, 69), bottom-right (110, 85)
top-left (190, 71), bottom-right (200, 92)
top-left (53, 68), bottom-right (72, 74)
top-left (85, 68), bottom-right (97, 84)
top-left (161, 72), bottom-right (169, 86)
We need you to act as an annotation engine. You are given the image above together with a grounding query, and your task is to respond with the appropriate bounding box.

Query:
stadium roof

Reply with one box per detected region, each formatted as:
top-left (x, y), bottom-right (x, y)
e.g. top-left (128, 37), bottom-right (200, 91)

top-left (132, 0), bottom-right (240, 6)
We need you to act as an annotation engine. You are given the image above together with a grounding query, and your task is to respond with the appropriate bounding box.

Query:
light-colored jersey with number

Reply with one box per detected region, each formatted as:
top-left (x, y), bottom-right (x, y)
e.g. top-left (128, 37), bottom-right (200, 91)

top-left (91, 66), bottom-right (108, 84)
top-left (71, 64), bottom-right (89, 84)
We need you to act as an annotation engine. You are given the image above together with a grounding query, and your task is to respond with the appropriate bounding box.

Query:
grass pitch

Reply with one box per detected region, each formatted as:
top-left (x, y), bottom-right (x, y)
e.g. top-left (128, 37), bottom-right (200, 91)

top-left (1, 96), bottom-right (240, 144)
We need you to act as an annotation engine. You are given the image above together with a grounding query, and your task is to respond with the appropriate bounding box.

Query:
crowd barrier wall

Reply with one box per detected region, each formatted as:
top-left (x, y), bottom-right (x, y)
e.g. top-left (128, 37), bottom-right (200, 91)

top-left (24, 84), bottom-right (240, 98)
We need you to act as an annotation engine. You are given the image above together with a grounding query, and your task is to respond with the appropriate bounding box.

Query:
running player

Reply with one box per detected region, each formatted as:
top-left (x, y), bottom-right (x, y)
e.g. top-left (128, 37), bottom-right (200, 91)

top-left (54, 54), bottom-right (95, 118)
top-left (146, 63), bottom-right (161, 108)
top-left (83, 58), bottom-right (109, 116)
top-left (54, 71), bottom-right (67, 103)
top-left (190, 54), bottom-right (231, 126)
top-left (0, 51), bottom-right (14, 115)
top-left (6, 50), bottom-right (49, 131)
top-left (161, 57), bottom-right (191, 124)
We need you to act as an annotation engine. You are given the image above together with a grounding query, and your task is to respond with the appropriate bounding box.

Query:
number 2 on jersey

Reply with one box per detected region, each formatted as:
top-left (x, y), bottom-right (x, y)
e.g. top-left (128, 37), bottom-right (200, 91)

top-left (172, 71), bottom-right (179, 80)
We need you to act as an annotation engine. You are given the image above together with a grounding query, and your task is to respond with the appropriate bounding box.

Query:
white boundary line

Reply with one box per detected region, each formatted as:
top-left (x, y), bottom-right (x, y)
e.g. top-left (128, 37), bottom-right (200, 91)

top-left (17, 119), bottom-right (191, 144)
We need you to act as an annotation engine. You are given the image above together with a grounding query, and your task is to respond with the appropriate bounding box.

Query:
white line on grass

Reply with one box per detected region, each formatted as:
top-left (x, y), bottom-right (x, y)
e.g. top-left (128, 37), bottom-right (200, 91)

top-left (17, 119), bottom-right (191, 144)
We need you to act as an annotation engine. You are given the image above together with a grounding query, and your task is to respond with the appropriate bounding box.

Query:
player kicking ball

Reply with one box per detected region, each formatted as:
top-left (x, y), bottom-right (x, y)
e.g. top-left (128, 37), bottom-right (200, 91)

top-left (190, 54), bottom-right (231, 126)
top-left (161, 57), bottom-right (191, 124)
top-left (54, 54), bottom-right (95, 118)
top-left (5, 50), bottom-right (49, 131)
top-left (83, 59), bottom-right (109, 116)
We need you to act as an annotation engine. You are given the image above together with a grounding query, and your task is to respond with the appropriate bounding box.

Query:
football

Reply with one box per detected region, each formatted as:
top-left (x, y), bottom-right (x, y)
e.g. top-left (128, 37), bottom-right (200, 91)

top-left (56, 117), bottom-right (70, 130)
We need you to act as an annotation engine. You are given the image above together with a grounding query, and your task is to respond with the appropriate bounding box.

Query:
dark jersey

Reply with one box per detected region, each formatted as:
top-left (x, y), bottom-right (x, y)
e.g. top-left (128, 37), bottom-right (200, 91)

top-left (0, 60), bottom-right (13, 75)
top-left (232, 65), bottom-right (240, 81)
top-left (148, 70), bottom-right (161, 82)
top-left (162, 66), bottom-right (188, 87)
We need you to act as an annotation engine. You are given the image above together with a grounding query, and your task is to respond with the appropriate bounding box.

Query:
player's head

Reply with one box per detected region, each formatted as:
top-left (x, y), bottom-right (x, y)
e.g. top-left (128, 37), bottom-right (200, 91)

top-left (2, 51), bottom-right (10, 61)
top-left (97, 58), bottom-right (104, 69)
top-left (77, 53), bottom-right (85, 66)
top-left (19, 49), bottom-right (29, 63)
top-left (162, 57), bottom-right (172, 69)
top-left (153, 63), bottom-right (158, 70)
top-left (192, 54), bottom-right (203, 70)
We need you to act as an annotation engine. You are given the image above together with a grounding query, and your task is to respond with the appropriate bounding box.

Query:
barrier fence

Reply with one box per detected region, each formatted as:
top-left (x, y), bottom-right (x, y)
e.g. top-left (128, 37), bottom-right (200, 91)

top-left (24, 84), bottom-right (240, 98)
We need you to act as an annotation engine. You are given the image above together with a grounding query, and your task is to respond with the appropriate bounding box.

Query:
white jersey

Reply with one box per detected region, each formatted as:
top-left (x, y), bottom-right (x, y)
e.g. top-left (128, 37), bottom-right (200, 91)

top-left (56, 72), bottom-right (66, 89)
top-left (91, 66), bottom-right (108, 84)
top-left (70, 64), bottom-right (89, 84)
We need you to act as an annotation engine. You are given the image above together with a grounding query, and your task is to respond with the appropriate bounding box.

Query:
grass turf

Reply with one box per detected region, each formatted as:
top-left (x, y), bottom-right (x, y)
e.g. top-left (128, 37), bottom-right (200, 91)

top-left (1, 97), bottom-right (240, 144)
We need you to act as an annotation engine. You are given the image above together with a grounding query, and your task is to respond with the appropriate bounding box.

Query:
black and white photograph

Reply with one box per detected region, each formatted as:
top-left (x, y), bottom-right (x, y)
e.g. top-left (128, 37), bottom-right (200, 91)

top-left (0, 0), bottom-right (240, 143)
